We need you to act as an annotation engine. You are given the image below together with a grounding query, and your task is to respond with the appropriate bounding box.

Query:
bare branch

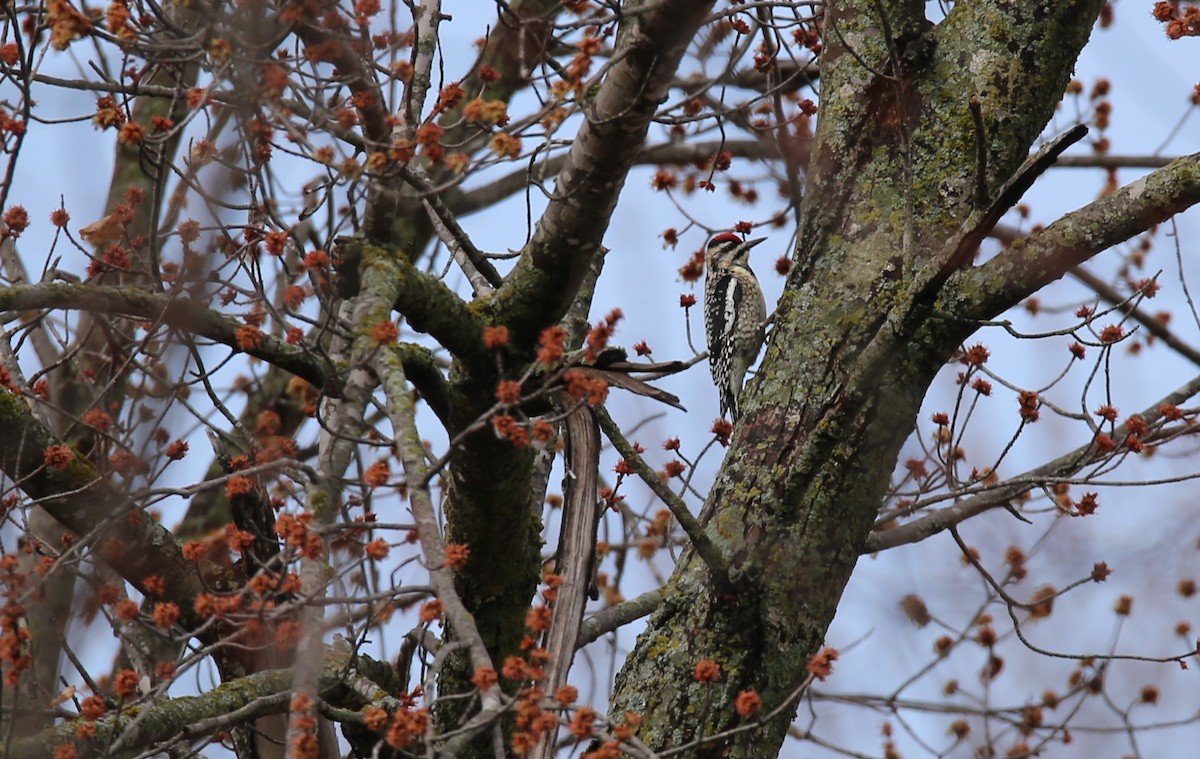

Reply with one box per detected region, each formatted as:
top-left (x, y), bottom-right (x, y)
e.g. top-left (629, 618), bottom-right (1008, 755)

top-left (866, 370), bottom-right (1200, 552)
top-left (0, 283), bottom-right (342, 396)
top-left (490, 0), bottom-right (720, 347)
top-left (577, 589), bottom-right (663, 648)
top-left (534, 397), bottom-right (600, 759)
top-left (0, 390), bottom-right (209, 629)
top-left (374, 344), bottom-right (507, 752)
top-left (449, 139), bottom-right (780, 218)
top-left (335, 239), bottom-right (491, 372)
top-left (953, 152), bottom-right (1200, 321)
top-left (595, 406), bottom-right (730, 589)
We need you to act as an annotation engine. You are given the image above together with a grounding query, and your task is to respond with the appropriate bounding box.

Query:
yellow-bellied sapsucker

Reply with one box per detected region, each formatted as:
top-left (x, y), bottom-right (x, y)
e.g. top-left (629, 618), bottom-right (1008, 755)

top-left (704, 233), bottom-right (767, 422)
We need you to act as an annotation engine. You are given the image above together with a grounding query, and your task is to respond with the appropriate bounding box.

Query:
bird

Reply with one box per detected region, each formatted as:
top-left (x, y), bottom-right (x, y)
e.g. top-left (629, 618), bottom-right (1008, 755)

top-left (703, 233), bottom-right (767, 422)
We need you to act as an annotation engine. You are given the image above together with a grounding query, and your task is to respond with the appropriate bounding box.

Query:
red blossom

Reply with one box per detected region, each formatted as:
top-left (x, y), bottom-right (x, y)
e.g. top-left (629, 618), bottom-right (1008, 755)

top-left (1160, 403), bottom-right (1185, 421)
top-left (2, 205), bottom-right (29, 238)
top-left (444, 543), bottom-right (470, 570)
top-left (501, 655), bottom-right (528, 680)
top-left (113, 669), bottom-right (140, 699)
top-left (164, 439), bottom-right (189, 463)
top-left (361, 319), bottom-right (396, 347)
top-left (82, 408), bottom-right (113, 430)
top-left (472, 667), bottom-right (498, 691)
top-left (569, 707), bottom-right (598, 739)
top-left (495, 380), bottom-right (522, 405)
top-left (488, 133), bottom-right (521, 159)
top-left (226, 475), bottom-right (254, 498)
top-left (734, 690), bottom-right (762, 718)
top-left (80, 694), bottom-right (106, 720)
top-left (151, 602), bottom-right (180, 629)
top-left (364, 459), bottom-right (390, 487)
top-left (679, 251), bottom-right (704, 282)
top-left (182, 540), bottom-right (206, 561)
top-left (1017, 391), bottom-right (1040, 423)
top-left (961, 343), bottom-right (990, 366)
top-left (1076, 492), bottom-right (1099, 516)
top-left (303, 249), bottom-right (330, 269)
top-left (555, 685), bottom-right (578, 705)
top-left (585, 310), bottom-right (623, 360)
top-left (235, 325), bottom-right (264, 351)
top-left (142, 575), bottom-right (166, 596)
top-left (537, 325), bottom-right (567, 367)
top-left (419, 600), bottom-right (443, 623)
top-left (807, 646), bottom-right (839, 680)
top-left (43, 445), bottom-right (73, 471)
top-left (693, 659), bottom-right (720, 683)
top-left (563, 370), bottom-right (608, 405)
top-left (1098, 324), bottom-right (1124, 344)
top-left (115, 599), bottom-right (139, 620)
top-left (482, 325), bottom-right (509, 349)
top-left (492, 414), bottom-right (529, 447)
top-left (525, 606), bottom-right (551, 632)
top-left (431, 83), bottom-right (465, 115)
top-left (531, 420), bottom-right (554, 443)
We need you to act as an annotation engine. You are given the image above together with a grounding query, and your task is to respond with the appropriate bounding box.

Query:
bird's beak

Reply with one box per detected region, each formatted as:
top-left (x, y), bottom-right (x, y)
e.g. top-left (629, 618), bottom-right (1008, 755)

top-left (746, 238), bottom-right (766, 249)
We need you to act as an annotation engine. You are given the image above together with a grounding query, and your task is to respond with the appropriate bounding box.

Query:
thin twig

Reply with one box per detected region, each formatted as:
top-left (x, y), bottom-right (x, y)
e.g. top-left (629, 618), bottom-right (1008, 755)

top-left (594, 407), bottom-right (731, 590)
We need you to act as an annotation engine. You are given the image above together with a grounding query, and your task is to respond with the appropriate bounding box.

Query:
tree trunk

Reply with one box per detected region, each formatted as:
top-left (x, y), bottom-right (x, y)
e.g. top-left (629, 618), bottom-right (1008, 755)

top-left (608, 2), bottom-right (1106, 754)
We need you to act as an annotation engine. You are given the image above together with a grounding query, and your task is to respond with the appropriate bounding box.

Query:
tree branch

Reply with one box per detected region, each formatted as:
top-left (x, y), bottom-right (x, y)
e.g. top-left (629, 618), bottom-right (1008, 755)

top-left (534, 397), bottom-right (601, 759)
top-left (865, 370), bottom-right (1200, 552)
top-left (0, 650), bottom-right (399, 759)
top-left (990, 222), bottom-right (1200, 372)
top-left (374, 344), bottom-right (507, 754)
top-left (335, 239), bottom-right (490, 372)
top-left (488, 0), bottom-right (719, 348)
top-left (1068, 266), bottom-right (1200, 368)
top-left (395, 166), bottom-right (503, 292)
top-left (0, 389), bottom-right (210, 630)
top-left (448, 139), bottom-right (781, 217)
top-left (950, 153), bottom-right (1200, 321)
top-left (1053, 154), bottom-right (1177, 169)
top-left (0, 283), bottom-right (342, 396)
top-left (577, 589), bottom-right (662, 648)
top-left (594, 407), bottom-right (729, 589)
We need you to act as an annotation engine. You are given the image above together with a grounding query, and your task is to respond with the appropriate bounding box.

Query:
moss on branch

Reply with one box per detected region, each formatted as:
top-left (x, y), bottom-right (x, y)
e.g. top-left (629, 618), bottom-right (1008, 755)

top-left (0, 283), bottom-right (342, 396)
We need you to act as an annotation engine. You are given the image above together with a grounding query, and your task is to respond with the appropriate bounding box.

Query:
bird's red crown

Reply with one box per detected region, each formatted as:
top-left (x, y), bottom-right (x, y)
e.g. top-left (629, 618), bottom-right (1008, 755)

top-left (708, 232), bottom-right (743, 247)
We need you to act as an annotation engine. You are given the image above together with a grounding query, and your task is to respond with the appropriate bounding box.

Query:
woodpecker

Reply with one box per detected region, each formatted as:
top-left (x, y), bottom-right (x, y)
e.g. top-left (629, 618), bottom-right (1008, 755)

top-left (704, 233), bottom-right (767, 422)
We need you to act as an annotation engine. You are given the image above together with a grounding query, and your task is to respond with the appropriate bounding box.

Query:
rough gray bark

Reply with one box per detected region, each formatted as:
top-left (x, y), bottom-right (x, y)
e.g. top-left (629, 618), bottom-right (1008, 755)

top-left (603, 3), bottom-right (1193, 756)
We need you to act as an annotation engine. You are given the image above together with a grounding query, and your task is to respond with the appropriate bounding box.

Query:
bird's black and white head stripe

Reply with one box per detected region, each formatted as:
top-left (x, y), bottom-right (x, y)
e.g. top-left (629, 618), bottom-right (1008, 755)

top-left (705, 232), bottom-right (762, 269)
